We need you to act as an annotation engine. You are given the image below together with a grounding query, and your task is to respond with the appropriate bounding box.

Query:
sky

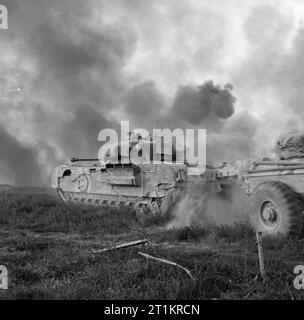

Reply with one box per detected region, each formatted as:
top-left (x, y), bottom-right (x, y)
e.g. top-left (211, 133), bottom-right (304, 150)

top-left (1, 0), bottom-right (304, 185)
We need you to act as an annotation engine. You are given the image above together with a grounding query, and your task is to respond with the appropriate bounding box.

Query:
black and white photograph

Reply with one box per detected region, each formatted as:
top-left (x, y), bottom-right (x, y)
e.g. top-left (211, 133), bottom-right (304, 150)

top-left (1, 0), bottom-right (304, 304)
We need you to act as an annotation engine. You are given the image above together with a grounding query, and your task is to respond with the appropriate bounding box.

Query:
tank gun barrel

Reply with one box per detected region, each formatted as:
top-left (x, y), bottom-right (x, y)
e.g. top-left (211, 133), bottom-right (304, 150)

top-left (71, 157), bottom-right (99, 162)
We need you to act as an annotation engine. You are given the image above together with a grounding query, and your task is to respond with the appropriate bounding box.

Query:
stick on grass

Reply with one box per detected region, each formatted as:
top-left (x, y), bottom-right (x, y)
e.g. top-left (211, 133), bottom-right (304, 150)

top-left (138, 251), bottom-right (196, 281)
top-left (92, 239), bottom-right (148, 253)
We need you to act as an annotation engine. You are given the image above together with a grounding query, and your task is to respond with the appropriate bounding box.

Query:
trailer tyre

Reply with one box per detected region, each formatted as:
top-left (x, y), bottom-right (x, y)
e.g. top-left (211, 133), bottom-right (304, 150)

top-left (249, 181), bottom-right (304, 237)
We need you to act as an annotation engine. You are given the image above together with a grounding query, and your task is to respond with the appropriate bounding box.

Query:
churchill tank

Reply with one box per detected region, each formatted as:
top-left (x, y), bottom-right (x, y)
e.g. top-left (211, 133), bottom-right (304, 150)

top-left (51, 131), bottom-right (205, 222)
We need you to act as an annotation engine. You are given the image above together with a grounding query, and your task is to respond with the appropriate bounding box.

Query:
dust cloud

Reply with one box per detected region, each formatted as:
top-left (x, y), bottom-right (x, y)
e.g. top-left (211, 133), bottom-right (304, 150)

top-left (166, 179), bottom-right (250, 229)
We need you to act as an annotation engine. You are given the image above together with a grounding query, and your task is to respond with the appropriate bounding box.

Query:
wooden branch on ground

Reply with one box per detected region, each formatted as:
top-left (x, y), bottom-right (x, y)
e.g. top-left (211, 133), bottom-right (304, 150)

top-left (256, 231), bottom-right (266, 281)
top-left (91, 239), bottom-right (148, 253)
top-left (138, 251), bottom-right (196, 281)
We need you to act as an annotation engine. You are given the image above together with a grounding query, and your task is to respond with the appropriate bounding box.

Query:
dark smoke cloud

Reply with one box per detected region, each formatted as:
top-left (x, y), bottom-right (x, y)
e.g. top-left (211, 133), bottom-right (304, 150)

top-left (125, 80), bottom-right (237, 134)
top-left (169, 80), bottom-right (235, 127)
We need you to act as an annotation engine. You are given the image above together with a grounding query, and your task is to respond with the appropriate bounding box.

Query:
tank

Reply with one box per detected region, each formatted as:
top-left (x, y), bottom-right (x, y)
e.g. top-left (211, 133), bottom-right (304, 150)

top-left (51, 132), bottom-right (205, 222)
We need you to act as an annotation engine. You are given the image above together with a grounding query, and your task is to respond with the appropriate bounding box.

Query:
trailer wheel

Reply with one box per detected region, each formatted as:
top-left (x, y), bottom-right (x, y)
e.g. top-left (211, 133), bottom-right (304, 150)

top-left (135, 204), bottom-right (147, 224)
top-left (149, 200), bottom-right (160, 216)
top-left (249, 181), bottom-right (304, 237)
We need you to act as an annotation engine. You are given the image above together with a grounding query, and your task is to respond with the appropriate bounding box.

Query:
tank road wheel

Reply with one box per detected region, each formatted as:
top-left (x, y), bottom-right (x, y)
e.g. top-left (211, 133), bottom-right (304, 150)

top-left (57, 189), bottom-right (72, 202)
top-left (110, 201), bottom-right (119, 210)
top-left (135, 204), bottom-right (147, 224)
top-left (149, 200), bottom-right (160, 216)
top-left (249, 181), bottom-right (304, 237)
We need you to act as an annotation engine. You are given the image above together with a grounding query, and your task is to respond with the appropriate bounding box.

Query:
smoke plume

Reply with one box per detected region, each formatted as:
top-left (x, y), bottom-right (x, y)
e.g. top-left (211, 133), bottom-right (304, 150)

top-left (1, 0), bottom-right (304, 189)
top-left (0, 0), bottom-right (132, 185)
top-left (159, 81), bottom-right (236, 132)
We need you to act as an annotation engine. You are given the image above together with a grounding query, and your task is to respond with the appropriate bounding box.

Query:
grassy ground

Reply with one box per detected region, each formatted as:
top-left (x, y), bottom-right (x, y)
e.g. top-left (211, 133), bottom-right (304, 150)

top-left (0, 191), bottom-right (304, 300)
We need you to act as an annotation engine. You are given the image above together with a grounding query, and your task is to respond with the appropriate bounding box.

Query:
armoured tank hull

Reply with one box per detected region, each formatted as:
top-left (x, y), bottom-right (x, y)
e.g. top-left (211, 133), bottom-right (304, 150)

top-left (51, 159), bottom-right (195, 221)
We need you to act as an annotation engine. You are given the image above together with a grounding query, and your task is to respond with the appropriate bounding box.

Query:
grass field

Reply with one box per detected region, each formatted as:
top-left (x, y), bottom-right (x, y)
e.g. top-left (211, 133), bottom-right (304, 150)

top-left (0, 191), bottom-right (304, 300)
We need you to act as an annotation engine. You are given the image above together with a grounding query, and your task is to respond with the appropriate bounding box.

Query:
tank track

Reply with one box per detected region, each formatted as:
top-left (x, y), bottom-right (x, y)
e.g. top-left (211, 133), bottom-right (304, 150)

top-left (56, 188), bottom-right (164, 222)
